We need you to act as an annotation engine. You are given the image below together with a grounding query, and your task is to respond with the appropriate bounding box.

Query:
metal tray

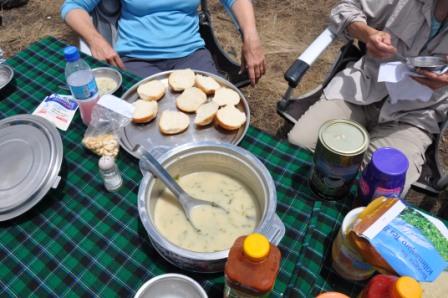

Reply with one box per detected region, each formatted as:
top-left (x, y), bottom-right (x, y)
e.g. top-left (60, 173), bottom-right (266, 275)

top-left (119, 70), bottom-right (250, 159)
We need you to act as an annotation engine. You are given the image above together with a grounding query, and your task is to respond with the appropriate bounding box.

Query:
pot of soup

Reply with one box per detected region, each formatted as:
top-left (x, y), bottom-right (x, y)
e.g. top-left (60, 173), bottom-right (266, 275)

top-left (136, 142), bottom-right (285, 273)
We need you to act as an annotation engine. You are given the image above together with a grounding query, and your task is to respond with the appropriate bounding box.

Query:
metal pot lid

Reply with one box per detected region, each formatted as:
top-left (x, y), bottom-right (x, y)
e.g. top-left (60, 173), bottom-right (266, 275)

top-left (0, 114), bottom-right (63, 221)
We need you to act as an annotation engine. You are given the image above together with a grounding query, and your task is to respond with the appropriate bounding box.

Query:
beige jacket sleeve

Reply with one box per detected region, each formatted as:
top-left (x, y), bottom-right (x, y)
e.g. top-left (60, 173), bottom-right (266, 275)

top-left (329, 0), bottom-right (398, 40)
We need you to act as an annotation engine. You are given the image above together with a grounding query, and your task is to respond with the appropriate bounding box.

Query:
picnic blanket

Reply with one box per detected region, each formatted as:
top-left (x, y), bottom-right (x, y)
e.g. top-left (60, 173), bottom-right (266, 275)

top-left (0, 36), bottom-right (416, 297)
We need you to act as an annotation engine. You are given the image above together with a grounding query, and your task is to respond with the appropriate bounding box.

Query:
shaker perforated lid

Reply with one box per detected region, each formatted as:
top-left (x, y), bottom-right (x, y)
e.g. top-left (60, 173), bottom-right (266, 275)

top-left (0, 115), bottom-right (63, 221)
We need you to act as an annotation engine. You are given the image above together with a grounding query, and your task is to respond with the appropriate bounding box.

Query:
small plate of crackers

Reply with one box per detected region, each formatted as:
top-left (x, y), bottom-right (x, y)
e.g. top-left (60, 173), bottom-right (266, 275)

top-left (119, 69), bottom-right (250, 158)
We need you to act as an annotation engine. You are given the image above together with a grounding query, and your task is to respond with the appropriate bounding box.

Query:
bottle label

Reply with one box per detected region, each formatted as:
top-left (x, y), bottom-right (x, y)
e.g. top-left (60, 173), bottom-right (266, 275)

top-left (70, 79), bottom-right (98, 100)
top-left (372, 186), bottom-right (402, 199)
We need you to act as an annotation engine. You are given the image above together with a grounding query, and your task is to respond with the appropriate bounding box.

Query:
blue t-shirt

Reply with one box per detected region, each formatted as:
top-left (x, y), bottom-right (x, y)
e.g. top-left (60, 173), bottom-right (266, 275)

top-left (61, 0), bottom-right (235, 59)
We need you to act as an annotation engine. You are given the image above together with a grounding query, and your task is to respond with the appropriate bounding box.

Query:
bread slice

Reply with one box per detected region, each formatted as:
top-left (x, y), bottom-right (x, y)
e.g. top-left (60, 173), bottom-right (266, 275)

top-left (212, 87), bottom-right (240, 106)
top-left (159, 110), bottom-right (190, 135)
top-left (195, 74), bottom-right (221, 95)
top-left (168, 69), bottom-right (195, 92)
top-left (176, 87), bottom-right (207, 113)
top-left (194, 101), bottom-right (219, 126)
top-left (132, 99), bottom-right (158, 124)
top-left (137, 80), bottom-right (165, 101)
top-left (216, 105), bottom-right (247, 131)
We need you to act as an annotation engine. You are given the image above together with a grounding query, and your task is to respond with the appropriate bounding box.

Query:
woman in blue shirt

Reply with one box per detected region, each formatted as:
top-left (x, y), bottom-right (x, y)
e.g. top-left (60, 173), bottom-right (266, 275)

top-left (61, 0), bottom-right (265, 85)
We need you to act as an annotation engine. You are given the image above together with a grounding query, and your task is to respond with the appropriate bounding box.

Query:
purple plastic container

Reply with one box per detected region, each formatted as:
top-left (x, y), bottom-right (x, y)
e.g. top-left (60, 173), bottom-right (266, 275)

top-left (358, 147), bottom-right (409, 205)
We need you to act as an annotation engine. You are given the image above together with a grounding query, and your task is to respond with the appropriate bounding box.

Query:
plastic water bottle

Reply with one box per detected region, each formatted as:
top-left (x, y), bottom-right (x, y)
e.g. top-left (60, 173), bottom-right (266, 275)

top-left (63, 46), bottom-right (99, 125)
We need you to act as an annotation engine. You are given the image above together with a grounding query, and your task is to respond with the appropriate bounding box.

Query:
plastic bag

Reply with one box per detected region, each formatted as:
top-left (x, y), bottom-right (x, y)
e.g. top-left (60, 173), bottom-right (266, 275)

top-left (348, 197), bottom-right (448, 282)
top-left (82, 95), bottom-right (133, 156)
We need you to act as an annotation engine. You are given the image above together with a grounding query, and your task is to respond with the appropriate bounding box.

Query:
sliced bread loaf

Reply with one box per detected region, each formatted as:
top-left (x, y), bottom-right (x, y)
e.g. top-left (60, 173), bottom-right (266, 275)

top-left (212, 87), bottom-right (240, 106)
top-left (216, 105), bottom-right (247, 131)
top-left (194, 101), bottom-right (219, 126)
top-left (137, 80), bottom-right (165, 101)
top-left (195, 74), bottom-right (221, 95)
top-left (132, 99), bottom-right (158, 124)
top-left (168, 69), bottom-right (195, 92)
top-left (176, 87), bottom-right (207, 113)
top-left (159, 110), bottom-right (190, 135)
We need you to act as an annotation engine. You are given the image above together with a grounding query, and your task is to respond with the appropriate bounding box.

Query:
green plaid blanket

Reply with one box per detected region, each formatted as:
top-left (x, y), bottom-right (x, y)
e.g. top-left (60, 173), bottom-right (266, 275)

top-left (0, 36), bottom-right (430, 298)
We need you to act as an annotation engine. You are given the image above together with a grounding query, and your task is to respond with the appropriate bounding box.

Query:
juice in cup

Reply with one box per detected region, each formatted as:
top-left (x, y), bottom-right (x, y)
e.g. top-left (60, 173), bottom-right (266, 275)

top-left (75, 94), bottom-right (99, 125)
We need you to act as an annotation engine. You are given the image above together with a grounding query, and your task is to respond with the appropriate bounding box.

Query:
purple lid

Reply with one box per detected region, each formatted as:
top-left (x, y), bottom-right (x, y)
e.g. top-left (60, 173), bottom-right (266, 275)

top-left (372, 147), bottom-right (409, 177)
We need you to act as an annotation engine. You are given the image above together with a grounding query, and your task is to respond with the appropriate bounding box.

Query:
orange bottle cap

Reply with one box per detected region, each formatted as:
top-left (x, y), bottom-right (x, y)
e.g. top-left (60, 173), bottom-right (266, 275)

top-left (316, 292), bottom-right (350, 298)
top-left (392, 276), bottom-right (422, 298)
top-left (243, 233), bottom-right (270, 262)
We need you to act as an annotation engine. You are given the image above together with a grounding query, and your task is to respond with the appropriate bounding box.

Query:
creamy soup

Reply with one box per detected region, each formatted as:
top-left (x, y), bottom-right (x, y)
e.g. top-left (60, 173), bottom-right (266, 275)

top-left (153, 171), bottom-right (259, 252)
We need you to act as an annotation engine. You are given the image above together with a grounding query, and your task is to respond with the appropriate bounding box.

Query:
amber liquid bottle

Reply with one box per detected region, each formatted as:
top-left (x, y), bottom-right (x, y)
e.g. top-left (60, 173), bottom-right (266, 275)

top-left (224, 233), bottom-right (281, 298)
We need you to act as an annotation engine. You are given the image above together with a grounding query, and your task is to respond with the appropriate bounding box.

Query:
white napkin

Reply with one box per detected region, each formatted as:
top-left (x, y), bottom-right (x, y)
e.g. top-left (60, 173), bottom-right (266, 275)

top-left (378, 62), bottom-right (433, 104)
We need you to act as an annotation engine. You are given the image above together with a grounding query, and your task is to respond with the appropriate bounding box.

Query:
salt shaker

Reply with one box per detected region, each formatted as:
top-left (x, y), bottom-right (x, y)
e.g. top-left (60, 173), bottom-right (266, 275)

top-left (99, 156), bottom-right (123, 191)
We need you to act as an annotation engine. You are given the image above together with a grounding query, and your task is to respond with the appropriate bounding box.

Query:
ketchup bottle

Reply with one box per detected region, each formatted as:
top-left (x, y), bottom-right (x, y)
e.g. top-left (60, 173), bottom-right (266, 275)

top-left (359, 275), bottom-right (422, 298)
top-left (224, 233), bottom-right (281, 298)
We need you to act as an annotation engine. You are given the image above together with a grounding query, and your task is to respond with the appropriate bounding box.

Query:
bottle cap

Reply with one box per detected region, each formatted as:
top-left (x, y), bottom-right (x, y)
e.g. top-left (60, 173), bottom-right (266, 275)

top-left (316, 292), bottom-right (350, 298)
top-left (392, 276), bottom-right (422, 298)
top-left (243, 233), bottom-right (270, 262)
top-left (63, 46), bottom-right (80, 62)
top-left (99, 156), bottom-right (116, 170)
top-left (372, 147), bottom-right (409, 177)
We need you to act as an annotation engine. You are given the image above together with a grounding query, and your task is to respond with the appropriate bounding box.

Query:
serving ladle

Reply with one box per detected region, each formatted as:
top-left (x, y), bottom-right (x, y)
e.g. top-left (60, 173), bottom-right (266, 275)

top-left (137, 146), bottom-right (227, 231)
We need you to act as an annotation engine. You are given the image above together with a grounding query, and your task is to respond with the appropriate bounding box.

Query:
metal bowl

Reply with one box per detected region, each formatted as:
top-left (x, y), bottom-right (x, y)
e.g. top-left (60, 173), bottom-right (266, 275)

top-left (134, 274), bottom-right (207, 298)
top-left (137, 142), bottom-right (285, 273)
top-left (92, 67), bottom-right (122, 96)
top-left (0, 64), bottom-right (14, 90)
top-left (406, 56), bottom-right (447, 72)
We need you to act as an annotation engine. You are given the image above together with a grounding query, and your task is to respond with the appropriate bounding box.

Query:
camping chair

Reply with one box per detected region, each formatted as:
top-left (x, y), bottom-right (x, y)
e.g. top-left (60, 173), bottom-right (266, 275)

top-left (277, 28), bottom-right (448, 195)
top-left (79, 0), bottom-right (250, 88)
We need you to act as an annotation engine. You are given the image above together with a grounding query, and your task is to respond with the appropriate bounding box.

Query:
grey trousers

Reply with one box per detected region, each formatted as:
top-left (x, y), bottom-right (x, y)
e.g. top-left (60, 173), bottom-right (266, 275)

top-left (121, 48), bottom-right (219, 78)
top-left (287, 98), bottom-right (433, 195)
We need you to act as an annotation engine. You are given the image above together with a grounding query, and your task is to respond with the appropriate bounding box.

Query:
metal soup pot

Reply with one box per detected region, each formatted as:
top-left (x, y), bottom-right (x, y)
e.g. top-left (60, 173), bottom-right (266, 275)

top-left (137, 142), bottom-right (285, 273)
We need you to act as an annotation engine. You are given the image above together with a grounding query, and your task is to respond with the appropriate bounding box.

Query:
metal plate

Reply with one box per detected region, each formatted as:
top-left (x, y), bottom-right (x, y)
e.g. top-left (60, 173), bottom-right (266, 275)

top-left (0, 64), bottom-right (14, 90)
top-left (0, 115), bottom-right (63, 221)
top-left (119, 70), bottom-right (250, 158)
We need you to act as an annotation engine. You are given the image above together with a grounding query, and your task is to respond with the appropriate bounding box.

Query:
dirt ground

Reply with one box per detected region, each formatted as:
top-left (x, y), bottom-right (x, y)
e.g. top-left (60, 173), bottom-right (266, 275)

top-left (0, 0), bottom-right (446, 216)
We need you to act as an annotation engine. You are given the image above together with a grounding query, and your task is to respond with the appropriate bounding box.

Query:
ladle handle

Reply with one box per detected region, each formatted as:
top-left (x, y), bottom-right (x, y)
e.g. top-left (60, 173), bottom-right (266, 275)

top-left (138, 146), bottom-right (185, 199)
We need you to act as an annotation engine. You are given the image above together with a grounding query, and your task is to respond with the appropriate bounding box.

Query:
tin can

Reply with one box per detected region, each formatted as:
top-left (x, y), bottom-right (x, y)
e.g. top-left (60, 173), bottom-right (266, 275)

top-left (358, 147), bottom-right (408, 205)
top-left (310, 120), bottom-right (369, 200)
top-left (331, 207), bottom-right (375, 281)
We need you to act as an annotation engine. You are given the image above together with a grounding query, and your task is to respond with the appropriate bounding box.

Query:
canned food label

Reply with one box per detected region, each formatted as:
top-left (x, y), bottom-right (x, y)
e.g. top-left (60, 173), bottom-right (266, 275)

top-left (311, 161), bottom-right (359, 197)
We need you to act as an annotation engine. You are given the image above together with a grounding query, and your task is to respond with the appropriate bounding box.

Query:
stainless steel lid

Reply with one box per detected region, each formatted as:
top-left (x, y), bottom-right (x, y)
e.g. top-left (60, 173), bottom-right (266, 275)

top-left (0, 114), bottom-right (63, 221)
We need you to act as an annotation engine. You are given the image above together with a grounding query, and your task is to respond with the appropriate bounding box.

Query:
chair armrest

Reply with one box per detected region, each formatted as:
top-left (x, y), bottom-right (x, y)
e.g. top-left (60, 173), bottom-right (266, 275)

top-left (284, 28), bottom-right (336, 88)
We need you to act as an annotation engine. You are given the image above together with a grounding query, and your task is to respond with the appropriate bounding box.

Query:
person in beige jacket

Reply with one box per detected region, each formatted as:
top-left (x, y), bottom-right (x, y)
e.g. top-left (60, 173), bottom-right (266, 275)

top-left (288, 0), bottom-right (448, 194)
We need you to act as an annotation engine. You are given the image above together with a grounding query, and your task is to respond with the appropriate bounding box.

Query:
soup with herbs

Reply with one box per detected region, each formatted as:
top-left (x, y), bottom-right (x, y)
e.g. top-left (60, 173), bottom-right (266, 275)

top-left (153, 171), bottom-right (259, 252)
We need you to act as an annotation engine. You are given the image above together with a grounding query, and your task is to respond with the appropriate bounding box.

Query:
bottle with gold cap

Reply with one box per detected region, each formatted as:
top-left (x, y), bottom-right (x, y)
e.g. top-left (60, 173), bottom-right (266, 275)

top-left (359, 275), bottom-right (422, 298)
top-left (224, 233), bottom-right (281, 298)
